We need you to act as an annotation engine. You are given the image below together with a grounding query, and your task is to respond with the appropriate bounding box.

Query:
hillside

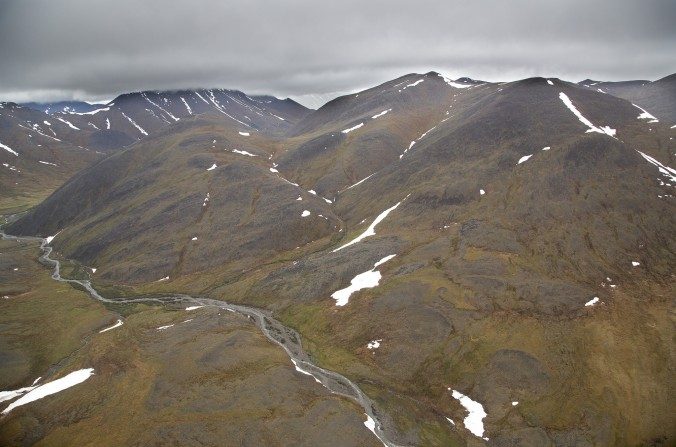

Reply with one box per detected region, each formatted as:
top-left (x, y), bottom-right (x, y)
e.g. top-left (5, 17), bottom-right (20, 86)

top-left (4, 73), bottom-right (675, 445)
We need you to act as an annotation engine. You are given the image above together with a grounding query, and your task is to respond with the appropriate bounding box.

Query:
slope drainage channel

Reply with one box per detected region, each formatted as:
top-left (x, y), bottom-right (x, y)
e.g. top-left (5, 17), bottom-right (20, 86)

top-left (0, 231), bottom-right (405, 447)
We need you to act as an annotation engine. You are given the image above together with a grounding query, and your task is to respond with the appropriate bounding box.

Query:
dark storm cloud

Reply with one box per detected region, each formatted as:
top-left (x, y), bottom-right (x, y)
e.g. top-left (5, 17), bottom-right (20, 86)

top-left (0, 0), bottom-right (674, 103)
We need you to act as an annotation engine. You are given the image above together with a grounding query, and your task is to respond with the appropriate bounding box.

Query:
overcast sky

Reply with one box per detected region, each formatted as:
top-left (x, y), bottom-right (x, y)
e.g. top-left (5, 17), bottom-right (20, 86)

top-left (1, 0), bottom-right (674, 107)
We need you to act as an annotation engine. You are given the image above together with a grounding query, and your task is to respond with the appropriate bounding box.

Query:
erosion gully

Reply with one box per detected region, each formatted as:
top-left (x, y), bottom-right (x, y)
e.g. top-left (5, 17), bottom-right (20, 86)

top-left (1, 231), bottom-right (406, 447)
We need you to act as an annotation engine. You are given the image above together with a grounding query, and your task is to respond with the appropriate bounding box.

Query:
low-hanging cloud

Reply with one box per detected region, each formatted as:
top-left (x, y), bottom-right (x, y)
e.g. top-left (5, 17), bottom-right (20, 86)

top-left (0, 0), bottom-right (674, 103)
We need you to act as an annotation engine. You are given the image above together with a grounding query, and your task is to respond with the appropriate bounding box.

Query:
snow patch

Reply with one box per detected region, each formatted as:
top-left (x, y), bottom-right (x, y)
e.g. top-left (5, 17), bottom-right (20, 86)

top-left (450, 389), bottom-right (488, 440)
top-left (2, 369), bottom-right (95, 415)
top-left (185, 306), bottom-right (203, 311)
top-left (331, 255), bottom-right (396, 306)
top-left (585, 297), bottom-right (600, 307)
top-left (517, 154), bottom-right (533, 164)
top-left (207, 163), bottom-right (217, 171)
top-left (238, 131), bottom-right (250, 136)
top-left (301, 210), bottom-right (311, 217)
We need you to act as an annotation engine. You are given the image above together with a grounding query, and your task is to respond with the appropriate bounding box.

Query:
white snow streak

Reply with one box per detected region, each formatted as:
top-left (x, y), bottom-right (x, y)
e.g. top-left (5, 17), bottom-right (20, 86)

top-left (0, 142), bottom-right (19, 156)
top-left (55, 117), bottom-right (80, 130)
top-left (632, 103), bottom-right (658, 122)
top-left (558, 92), bottom-right (616, 137)
top-left (372, 109), bottom-right (391, 119)
top-left (231, 149), bottom-right (257, 157)
top-left (121, 112), bottom-right (147, 135)
top-left (636, 150), bottom-right (676, 183)
top-left (344, 173), bottom-right (375, 191)
top-left (342, 122), bottom-right (364, 134)
top-left (67, 107), bottom-right (110, 116)
top-left (99, 319), bottom-right (123, 333)
top-left (38, 161), bottom-right (58, 166)
top-left (333, 200), bottom-right (404, 252)
top-left (181, 97), bottom-right (193, 114)
top-left (207, 163), bottom-right (217, 171)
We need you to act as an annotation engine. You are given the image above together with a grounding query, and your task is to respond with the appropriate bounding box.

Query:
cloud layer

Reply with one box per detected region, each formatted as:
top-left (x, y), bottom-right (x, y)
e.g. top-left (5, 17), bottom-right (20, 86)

top-left (1, 0), bottom-right (674, 103)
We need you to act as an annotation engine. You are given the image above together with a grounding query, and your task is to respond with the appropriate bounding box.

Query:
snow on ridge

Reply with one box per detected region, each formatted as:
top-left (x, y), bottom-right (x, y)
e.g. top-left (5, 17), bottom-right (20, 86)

top-left (547, 79), bottom-right (554, 86)
top-left (38, 161), bottom-right (58, 166)
top-left (405, 79), bottom-right (424, 88)
top-left (331, 254), bottom-right (396, 306)
top-left (333, 199), bottom-right (405, 252)
top-left (450, 389), bottom-right (489, 440)
top-left (558, 92), bottom-right (616, 138)
top-left (0, 142), bottom-right (19, 156)
top-left (372, 109), bottom-right (391, 119)
top-left (2, 369), bottom-right (95, 415)
top-left (55, 117), bottom-right (80, 130)
top-left (635, 150), bottom-right (676, 183)
top-left (99, 319), bottom-right (123, 333)
top-left (342, 122), bottom-right (364, 134)
top-left (632, 103), bottom-right (658, 122)
top-left (121, 112), bottom-right (147, 135)
top-left (439, 74), bottom-right (473, 89)
top-left (66, 107), bottom-right (110, 116)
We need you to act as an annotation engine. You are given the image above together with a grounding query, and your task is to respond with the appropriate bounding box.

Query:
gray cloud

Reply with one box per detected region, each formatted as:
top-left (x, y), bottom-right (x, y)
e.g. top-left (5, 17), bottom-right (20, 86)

top-left (1, 0), bottom-right (674, 104)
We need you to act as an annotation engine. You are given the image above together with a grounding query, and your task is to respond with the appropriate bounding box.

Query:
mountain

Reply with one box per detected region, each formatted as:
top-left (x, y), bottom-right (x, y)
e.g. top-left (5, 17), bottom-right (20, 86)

top-left (49, 89), bottom-right (309, 147)
top-left (579, 73), bottom-right (676, 122)
top-left (1, 90), bottom-right (310, 213)
top-left (3, 73), bottom-right (675, 446)
top-left (22, 100), bottom-right (105, 114)
top-left (0, 102), bottom-right (102, 213)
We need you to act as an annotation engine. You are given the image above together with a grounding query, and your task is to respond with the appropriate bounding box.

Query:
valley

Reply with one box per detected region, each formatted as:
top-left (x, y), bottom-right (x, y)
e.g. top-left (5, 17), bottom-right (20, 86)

top-left (1, 71), bottom-right (674, 446)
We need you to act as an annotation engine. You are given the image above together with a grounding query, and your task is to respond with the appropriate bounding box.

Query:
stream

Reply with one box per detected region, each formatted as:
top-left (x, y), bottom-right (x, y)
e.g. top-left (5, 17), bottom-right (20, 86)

top-left (0, 231), bottom-right (407, 447)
